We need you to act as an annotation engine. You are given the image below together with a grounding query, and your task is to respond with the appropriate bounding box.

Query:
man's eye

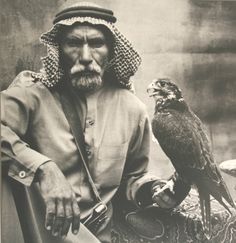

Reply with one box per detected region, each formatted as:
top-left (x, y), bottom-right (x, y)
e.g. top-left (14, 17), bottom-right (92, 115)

top-left (65, 39), bottom-right (83, 47)
top-left (89, 39), bottom-right (106, 48)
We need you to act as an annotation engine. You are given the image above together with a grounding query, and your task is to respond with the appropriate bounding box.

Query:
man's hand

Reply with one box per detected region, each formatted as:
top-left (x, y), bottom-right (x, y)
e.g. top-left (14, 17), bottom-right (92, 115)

top-left (38, 162), bottom-right (80, 238)
top-left (151, 179), bottom-right (177, 209)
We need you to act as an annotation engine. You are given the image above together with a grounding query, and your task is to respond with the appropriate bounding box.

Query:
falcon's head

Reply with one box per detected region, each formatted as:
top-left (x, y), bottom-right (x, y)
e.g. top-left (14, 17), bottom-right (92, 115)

top-left (147, 78), bottom-right (183, 103)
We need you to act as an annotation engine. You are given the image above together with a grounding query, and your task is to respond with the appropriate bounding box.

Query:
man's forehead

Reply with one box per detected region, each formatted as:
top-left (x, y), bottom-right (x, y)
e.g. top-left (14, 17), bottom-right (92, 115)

top-left (63, 23), bottom-right (107, 38)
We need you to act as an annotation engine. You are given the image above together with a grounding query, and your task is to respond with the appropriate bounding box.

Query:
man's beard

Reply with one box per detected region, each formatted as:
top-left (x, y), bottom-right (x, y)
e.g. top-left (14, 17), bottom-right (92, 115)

top-left (71, 71), bottom-right (103, 92)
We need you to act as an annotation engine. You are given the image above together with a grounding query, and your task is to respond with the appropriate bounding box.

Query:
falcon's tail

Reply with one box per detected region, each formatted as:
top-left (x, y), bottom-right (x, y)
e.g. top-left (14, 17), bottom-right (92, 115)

top-left (202, 165), bottom-right (236, 213)
top-left (199, 189), bottom-right (212, 240)
top-left (218, 180), bottom-right (236, 213)
top-left (208, 169), bottom-right (236, 213)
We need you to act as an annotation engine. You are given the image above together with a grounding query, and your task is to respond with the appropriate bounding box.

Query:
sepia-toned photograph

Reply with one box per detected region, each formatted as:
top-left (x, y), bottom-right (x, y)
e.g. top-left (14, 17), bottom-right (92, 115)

top-left (1, 0), bottom-right (236, 242)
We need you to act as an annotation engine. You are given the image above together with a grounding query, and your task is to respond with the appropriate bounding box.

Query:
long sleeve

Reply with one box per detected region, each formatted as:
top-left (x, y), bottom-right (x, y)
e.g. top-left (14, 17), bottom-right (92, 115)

top-left (120, 107), bottom-right (190, 208)
top-left (1, 73), bottom-right (51, 186)
top-left (122, 109), bottom-right (158, 206)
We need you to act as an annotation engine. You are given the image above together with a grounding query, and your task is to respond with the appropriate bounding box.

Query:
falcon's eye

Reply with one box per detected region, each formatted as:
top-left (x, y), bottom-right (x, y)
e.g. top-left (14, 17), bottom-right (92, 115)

top-left (159, 81), bottom-right (165, 87)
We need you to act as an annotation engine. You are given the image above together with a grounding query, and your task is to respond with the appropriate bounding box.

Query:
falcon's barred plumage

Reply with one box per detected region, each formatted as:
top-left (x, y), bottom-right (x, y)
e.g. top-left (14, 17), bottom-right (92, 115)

top-left (147, 78), bottom-right (235, 239)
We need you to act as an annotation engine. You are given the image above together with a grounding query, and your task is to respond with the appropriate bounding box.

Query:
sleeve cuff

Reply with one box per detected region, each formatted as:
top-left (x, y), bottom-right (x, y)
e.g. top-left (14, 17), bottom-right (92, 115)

top-left (7, 148), bottom-right (51, 186)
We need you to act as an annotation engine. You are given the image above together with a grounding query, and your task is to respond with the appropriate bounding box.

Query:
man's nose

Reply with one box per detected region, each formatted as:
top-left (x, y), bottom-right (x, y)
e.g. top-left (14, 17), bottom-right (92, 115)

top-left (79, 44), bottom-right (93, 66)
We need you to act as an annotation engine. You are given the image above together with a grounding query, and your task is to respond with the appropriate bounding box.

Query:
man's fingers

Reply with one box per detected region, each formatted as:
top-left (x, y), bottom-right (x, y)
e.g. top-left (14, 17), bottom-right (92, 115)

top-left (52, 199), bottom-right (65, 236)
top-left (45, 199), bottom-right (56, 231)
top-left (61, 199), bottom-right (73, 237)
top-left (159, 190), bottom-right (176, 205)
top-left (152, 188), bottom-right (176, 208)
top-left (153, 196), bottom-right (168, 208)
top-left (71, 199), bottom-right (80, 234)
top-left (61, 218), bottom-right (72, 238)
top-left (153, 193), bottom-right (172, 208)
top-left (38, 163), bottom-right (80, 238)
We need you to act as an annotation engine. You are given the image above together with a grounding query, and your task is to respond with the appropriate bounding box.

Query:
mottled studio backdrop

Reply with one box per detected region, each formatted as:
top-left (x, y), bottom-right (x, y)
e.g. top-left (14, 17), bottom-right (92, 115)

top-left (1, 0), bottom-right (236, 197)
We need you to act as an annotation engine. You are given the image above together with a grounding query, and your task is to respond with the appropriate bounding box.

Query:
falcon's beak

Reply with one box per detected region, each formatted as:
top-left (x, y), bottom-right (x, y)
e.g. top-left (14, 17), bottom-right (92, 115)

top-left (147, 82), bottom-right (161, 97)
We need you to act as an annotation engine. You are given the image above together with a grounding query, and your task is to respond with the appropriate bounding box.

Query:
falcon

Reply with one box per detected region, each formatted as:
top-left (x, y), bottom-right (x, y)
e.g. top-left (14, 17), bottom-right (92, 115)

top-left (147, 78), bottom-right (235, 239)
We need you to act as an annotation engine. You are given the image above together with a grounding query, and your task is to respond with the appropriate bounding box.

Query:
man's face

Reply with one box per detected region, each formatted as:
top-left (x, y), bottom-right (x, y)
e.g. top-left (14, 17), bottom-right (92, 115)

top-left (60, 24), bottom-right (110, 92)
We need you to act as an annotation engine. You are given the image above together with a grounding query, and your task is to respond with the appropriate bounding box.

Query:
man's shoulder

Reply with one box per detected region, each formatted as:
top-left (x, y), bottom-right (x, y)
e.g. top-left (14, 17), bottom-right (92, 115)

top-left (2, 71), bottom-right (51, 101)
top-left (9, 70), bottom-right (44, 89)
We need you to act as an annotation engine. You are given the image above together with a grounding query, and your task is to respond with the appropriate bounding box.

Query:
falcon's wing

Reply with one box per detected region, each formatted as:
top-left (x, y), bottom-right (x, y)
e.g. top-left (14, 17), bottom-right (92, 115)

top-left (152, 108), bottom-right (235, 209)
top-left (152, 109), bottom-right (217, 178)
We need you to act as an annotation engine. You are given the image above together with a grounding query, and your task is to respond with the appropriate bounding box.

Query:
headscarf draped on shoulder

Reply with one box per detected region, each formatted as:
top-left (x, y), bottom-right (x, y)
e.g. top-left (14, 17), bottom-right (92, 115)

top-left (35, 1), bottom-right (141, 90)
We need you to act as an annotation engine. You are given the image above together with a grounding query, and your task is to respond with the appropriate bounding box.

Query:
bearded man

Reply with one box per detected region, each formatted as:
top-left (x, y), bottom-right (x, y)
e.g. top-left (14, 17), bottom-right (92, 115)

top-left (1, 1), bottom-right (190, 242)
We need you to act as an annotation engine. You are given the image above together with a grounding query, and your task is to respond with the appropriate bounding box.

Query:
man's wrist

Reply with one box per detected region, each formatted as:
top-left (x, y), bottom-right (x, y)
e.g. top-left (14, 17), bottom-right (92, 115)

top-left (35, 161), bottom-right (56, 181)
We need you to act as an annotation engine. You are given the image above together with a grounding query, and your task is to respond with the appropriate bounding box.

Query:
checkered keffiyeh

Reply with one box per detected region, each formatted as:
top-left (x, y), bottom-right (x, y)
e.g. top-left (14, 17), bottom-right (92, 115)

top-left (36, 15), bottom-right (141, 90)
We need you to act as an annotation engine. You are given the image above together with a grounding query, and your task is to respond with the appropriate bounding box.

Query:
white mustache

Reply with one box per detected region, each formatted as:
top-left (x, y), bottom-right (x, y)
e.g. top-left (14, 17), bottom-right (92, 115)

top-left (70, 64), bottom-right (101, 76)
